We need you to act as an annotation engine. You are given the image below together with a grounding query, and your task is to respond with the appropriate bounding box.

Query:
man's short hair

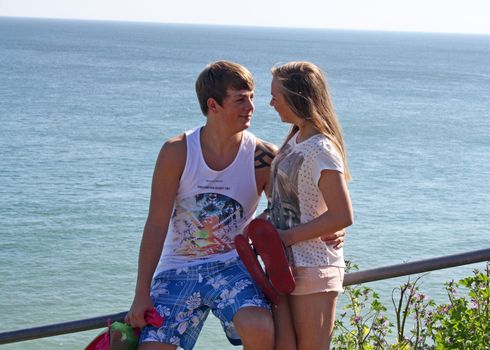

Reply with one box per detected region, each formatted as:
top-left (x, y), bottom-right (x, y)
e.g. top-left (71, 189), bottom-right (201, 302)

top-left (195, 61), bottom-right (254, 115)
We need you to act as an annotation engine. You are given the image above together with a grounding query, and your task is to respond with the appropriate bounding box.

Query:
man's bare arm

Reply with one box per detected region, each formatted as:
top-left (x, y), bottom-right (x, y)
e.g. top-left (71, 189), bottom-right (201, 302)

top-left (255, 139), bottom-right (276, 169)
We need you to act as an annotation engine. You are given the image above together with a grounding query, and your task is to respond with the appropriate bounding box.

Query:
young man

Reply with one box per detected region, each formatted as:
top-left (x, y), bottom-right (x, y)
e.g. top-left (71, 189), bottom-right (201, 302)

top-left (125, 61), bottom-right (277, 350)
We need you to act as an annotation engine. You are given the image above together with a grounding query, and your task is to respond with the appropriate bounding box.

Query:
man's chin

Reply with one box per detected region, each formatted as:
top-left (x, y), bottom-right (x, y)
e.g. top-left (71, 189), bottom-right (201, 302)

top-left (238, 120), bottom-right (251, 130)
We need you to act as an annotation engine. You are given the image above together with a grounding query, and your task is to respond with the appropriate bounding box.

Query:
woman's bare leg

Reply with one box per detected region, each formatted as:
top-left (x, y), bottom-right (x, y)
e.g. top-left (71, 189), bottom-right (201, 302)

top-left (289, 291), bottom-right (338, 350)
top-left (272, 295), bottom-right (297, 350)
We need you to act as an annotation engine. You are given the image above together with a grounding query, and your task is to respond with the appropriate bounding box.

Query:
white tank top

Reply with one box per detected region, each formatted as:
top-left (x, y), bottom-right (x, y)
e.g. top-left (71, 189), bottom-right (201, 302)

top-left (154, 127), bottom-right (260, 274)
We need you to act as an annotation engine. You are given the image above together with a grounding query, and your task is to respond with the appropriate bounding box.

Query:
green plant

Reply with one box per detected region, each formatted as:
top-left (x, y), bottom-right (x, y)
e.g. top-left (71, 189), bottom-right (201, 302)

top-left (427, 263), bottom-right (489, 350)
top-left (332, 262), bottom-right (490, 349)
top-left (391, 275), bottom-right (434, 349)
top-left (333, 262), bottom-right (393, 350)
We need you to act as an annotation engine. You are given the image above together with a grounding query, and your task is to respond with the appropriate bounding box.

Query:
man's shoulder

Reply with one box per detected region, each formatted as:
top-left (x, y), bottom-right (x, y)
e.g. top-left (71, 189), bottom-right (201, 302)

top-left (164, 133), bottom-right (186, 146)
top-left (254, 138), bottom-right (278, 169)
top-left (159, 133), bottom-right (187, 161)
top-left (152, 133), bottom-right (187, 184)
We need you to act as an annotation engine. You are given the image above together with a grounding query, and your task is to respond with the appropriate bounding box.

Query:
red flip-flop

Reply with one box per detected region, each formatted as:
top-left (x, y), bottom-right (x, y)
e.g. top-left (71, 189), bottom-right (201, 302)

top-left (235, 219), bottom-right (295, 304)
top-left (235, 234), bottom-right (279, 304)
top-left (246, 219), bottom-right (295, 295)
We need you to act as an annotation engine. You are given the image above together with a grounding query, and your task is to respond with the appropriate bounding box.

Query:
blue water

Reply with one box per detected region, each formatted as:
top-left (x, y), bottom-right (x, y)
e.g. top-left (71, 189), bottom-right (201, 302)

top-left (1, 17), bottom-right (489, 349)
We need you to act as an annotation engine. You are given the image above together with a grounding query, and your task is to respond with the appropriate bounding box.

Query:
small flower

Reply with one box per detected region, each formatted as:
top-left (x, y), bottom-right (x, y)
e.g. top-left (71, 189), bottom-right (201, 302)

top-left (190, 310), bottom-right (205, 327)
top-left (234, 279), bottom-right (252, 291)
top-left (176, 320), bottom-right (188, 334)
top-left (216, 288), bottom-right (240, 309)
top-left (156, 305), bottom-right (171, 318)
top-left (169, 336), bottom-right (180, 346)
top-left (186, 292), bottom-right (202, 310)
top-left (175, 267), bottom-right (189, 275)
top-left (206, 273), bottom-right (228, 289)
top-left (175, 310), bottom-right (192, 323)
top-left (242, 295), bottom-right (268, 308)
top-left (151, 280), bottom-right (170, 298)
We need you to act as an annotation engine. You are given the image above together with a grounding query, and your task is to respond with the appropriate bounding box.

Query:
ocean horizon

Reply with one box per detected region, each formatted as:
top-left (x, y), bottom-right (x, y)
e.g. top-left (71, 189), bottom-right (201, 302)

top-left (1, 17), bottom-right (489, 349)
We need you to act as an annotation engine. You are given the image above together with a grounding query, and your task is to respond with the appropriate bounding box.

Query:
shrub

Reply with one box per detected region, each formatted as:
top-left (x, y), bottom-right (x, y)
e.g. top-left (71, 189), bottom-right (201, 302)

top-left (332, 262), bottom-right (489, 350)
top-left (426, 264), bottom-right (489, 349)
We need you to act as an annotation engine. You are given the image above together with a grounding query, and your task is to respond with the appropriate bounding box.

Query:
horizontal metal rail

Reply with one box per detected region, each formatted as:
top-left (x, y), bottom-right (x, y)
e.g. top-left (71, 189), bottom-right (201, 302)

top-left (1, 247), bottom-right (489, 345)
top-left (343, 247), bottom-right (490, 286)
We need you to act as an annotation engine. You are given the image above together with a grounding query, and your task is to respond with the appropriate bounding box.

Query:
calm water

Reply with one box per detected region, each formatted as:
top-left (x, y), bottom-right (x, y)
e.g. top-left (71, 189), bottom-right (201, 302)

top-left (1, 17), bottom-right (489, 349)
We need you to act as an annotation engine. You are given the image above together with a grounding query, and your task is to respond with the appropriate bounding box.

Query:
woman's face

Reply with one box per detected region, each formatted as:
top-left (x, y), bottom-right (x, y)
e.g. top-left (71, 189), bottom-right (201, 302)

top-left (270, 77), bottom-right (296, 124)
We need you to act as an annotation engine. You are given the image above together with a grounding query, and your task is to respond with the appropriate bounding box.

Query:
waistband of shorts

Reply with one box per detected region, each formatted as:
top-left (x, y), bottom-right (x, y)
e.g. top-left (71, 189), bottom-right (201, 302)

top-left (154, 256), bottom-right (241, 279)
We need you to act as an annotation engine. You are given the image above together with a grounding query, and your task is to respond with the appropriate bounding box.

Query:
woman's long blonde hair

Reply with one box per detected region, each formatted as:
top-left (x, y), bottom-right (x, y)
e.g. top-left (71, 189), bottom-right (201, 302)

top-left (272, 61), bottom-right (351, 181)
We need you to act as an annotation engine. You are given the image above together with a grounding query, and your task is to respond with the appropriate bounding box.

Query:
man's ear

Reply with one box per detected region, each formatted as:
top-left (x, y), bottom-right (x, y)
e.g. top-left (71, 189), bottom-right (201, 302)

top-left (207, 98), bottom-right (220, 114)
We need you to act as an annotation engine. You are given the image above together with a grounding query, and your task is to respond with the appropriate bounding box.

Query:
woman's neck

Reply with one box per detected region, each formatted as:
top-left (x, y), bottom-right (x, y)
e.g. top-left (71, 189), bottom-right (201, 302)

top-left (296, 122), bottom-right (319, 143)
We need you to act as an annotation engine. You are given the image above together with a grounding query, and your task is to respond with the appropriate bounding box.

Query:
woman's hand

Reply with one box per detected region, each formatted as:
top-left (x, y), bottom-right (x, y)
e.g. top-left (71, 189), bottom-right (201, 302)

top-left (279, 228), bottom-right (346, 249)
top-left (321, 229), bottom-right (346, 249)
top-left (277, 228), bottom-right (293, 247)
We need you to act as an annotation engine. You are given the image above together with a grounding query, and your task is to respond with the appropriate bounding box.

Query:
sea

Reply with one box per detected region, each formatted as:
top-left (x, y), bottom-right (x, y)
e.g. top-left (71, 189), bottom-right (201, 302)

top-left (0, 17), bottom-right (489, 349)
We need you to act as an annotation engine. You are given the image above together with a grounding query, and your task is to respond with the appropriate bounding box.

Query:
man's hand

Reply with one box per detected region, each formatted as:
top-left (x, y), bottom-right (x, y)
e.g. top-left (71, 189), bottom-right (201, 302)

top-left (125, 293), bottom-right (154, 328)
top-left (321, 229), bottom-right (346, 249)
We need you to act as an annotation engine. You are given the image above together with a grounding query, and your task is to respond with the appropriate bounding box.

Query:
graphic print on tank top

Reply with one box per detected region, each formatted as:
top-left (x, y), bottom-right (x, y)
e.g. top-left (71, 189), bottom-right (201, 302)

top-left (171, 192), bottom-right (245, 257)
top-left (270, 143), bottom-right (304, 230)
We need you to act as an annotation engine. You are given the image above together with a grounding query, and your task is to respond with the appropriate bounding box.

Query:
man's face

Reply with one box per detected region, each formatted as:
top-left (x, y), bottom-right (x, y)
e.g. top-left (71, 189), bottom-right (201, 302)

top-left (218, 88), bottom-right (255, 130)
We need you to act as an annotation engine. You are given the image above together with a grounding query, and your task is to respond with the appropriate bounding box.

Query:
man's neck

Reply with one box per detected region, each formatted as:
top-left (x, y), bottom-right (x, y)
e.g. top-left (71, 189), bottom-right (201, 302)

top-left (200, 124), bottom-right (243, 171)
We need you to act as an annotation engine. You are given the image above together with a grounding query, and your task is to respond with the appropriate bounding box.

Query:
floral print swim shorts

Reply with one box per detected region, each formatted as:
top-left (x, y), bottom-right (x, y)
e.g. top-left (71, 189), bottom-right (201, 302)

top-left (139, 257), bottom-right (270, 350)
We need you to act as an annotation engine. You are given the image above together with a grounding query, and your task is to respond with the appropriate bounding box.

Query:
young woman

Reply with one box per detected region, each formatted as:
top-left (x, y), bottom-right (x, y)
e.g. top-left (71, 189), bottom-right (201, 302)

top-left (268, 61), bottom-right (353, 350)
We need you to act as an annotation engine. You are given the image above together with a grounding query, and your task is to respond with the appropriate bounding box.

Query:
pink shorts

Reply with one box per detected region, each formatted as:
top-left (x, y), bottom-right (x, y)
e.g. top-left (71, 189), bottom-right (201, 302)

top-left (290, 266), bottom-right (344, 295)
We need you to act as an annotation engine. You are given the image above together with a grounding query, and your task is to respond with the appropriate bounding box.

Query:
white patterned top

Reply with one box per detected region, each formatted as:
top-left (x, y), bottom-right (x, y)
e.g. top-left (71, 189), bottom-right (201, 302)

top-left (154, 128), bottom-right (260, 274)
top-left (269, 132), bottom-right (345, 267)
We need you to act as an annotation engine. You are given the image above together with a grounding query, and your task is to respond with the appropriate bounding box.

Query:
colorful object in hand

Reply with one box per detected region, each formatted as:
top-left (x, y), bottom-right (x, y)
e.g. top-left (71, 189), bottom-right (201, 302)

top-left (85, 309), bottom-right (164, 350)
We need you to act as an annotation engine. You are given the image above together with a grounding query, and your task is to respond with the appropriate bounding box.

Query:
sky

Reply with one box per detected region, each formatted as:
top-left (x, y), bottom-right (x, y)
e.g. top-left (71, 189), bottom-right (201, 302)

top-left (1, 0), bottom-right (490, 35)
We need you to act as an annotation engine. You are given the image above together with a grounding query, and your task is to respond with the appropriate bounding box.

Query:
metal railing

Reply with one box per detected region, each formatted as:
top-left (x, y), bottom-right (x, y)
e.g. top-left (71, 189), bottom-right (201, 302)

top-left (1, 247), bottom-right (489, 345)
